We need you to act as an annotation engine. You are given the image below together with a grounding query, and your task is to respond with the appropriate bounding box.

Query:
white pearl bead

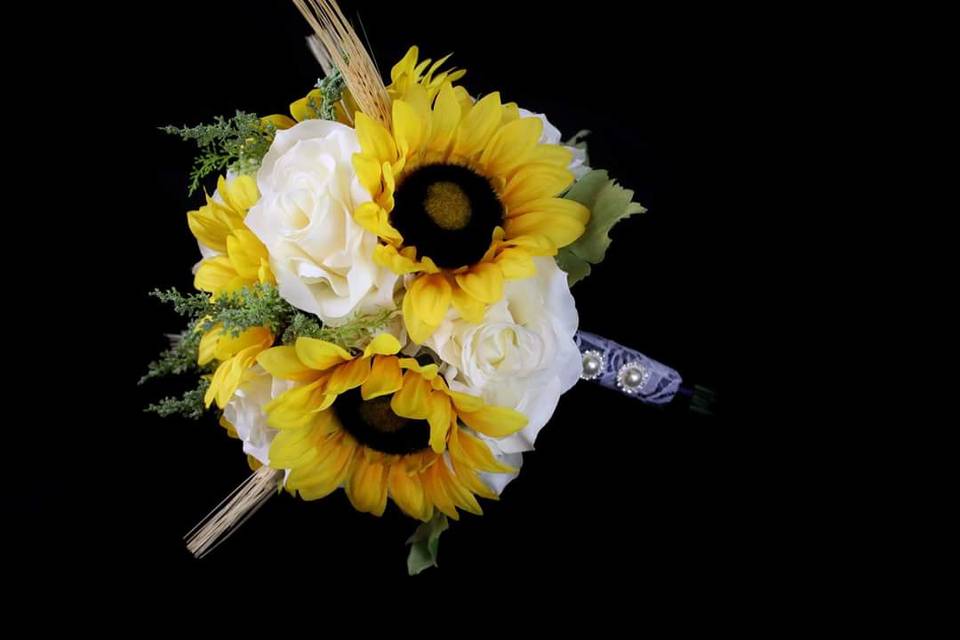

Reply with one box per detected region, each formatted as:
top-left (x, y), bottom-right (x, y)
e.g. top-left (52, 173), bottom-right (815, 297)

top-left (580, 350), bottom-right (604, 381)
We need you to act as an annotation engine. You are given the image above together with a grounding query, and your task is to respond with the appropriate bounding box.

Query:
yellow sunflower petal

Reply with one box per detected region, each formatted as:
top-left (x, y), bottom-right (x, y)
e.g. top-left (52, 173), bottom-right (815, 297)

top-left (284, 428), bottom-right (347, 482)
top-left (261, 114), bottom-right (296, 130)
top-left (198, 325), bottom-right (222, 366)
top-left (256, 346), bottom-right (317, 382)
top-left (459, 405), bottom-right (528, 438)
top-left (407, 272), bottom-right (452, 329)
top-left (452, 85), bottom-right (474, 115)
top-left (205, 359), bottom-right (236, 408)
top-left (402, 288), bottom-right (437, 345)
top-left (449, 427), bottom-right (516, 474)
top-left (452, 91), bottom-right (502, 160)
top-left (264, 380), bottom-right (336, 430)
top-left (450, 284), bottom-right (487, 323)
top-left (397, 358), bottom-right (439, 380)
top-left (526, 143), bottom-right (574, 169)
top-left (352, 155), bottom-right (383, 198)
top-left (210, 348), bottom-right (261, 408)
top-left (356, 203), bottom-right (403, 245)
top-left (379, 161), bottom-right (397, 211)
top-left (447, 390), bottom-right (484, 413)
top-left (194, 256), bottom-right (239, 294)
top-left (421, 461), bottom-right (459, 520)
top-left (325, 356), bottom-right (371, 395)
top-left (294, 337), bottom-right (353, 371)
top-left (226, 229), bottom-right (269, 281)
top-left (390, 371), bottom-right (433, 420)
top-left (494, 246), bottom-right (537, 280)
top-left (214, 326), bottom-right (272, 360)
top-left (502, 163), bottom-right (574, 206)
top-left (436, 461), bottom-right (482, 516)
top-left (296, 436), bottom-right (357, 500)
top-left (478, 116), bottom-right (543, 177)
top-left (268, 425), bottom-right (320, 468)
top-left (506, 233), bottom-right (558, 257)
top-left (355, 111), bottom-right (398, 165)
top-left (390, 45), bottom-right (420, 85)
top-left (428, 82), bottom-right (461, 155)
top-left (219, 175), bottom-right (259, 213)
top-left (361, 355), bottom-right (404, 400)
top-left (403, 273), bottom-right (453, 343)
top-left (454, 263), bottom-right (504, 304)
top-left (426, 392), bottom-right (453, 453)
top-left (375, 243), bottom-right (435, 274)
top-left (362, 333), bottom-right (402, 358)
top-left (290, 89), bottom-right (323, 122)
top-left (451, 457), bottom-right (498, 501)
top-left (507, 196), bottom-right (592, 223)
top-left (393, 99), bottom-right (424, 160)
top-left (347, 455), bottom-right (389, 517)
top-left (187, 199), bottom-right (241, 253)
top-left (389, 464), bottom-right (432, 522)
top-left (504, 209), bottom-right (588, 249)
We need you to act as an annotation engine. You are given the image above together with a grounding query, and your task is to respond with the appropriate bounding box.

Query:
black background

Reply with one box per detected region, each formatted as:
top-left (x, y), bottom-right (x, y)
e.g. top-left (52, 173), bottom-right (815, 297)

top-left (29, 0), bottom-right (762, 596)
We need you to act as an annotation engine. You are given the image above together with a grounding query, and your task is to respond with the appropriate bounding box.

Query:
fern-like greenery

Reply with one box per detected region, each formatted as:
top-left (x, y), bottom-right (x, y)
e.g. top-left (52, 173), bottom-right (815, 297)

top-left (143, 283), bottom-right (397, 420)
top-left (161, 111), bottom-right (277, 195)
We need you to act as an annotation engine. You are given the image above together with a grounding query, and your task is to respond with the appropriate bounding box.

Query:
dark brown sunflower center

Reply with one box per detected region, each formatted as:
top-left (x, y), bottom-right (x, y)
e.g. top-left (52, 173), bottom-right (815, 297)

top-left (335, 389), bottom-right (430, 455)
top-left (390, 163), bottom-right (504, 269)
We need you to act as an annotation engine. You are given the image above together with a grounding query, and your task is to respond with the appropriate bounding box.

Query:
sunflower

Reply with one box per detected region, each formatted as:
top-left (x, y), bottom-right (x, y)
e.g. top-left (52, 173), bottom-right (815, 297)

top-left (350, 47), bottom-right (591, 343)
top-left (256, 333), bottom-right (527, 520)
top-left (198, 324), bottom-right (274, 410)
top-left (187, 173), bottom-right (277, 409)
top-left (188, 174), bottom-right (274, 296)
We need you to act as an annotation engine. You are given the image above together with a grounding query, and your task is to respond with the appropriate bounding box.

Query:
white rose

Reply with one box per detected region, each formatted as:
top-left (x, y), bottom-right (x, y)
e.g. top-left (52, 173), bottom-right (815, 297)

top-left (222, 366), bottom-right (293, 466)
top-left (519, 108), bottom-right (591, 179)
top-left (246, 120), bottom-right (398, 325)
top-left (428, 257), bottom-right (581, 459)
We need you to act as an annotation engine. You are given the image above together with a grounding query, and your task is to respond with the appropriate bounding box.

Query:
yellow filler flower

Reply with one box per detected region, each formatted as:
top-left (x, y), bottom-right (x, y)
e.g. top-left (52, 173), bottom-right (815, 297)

top-left (352, 47), bottom-right (591, 343)
top-left (257, 333), bottom-right (528, 521)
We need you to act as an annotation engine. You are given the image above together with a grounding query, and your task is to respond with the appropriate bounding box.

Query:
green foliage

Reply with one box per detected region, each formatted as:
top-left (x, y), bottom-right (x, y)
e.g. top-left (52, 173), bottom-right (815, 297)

top-left (145, 284), bottom-right (397, 420)
top-left (282, 307), bottom-right (398, 350)
top-left (161, 111), bottom-right (277, 195)
top-left (149, 284), bottom-right (294, 337)
top-left (556, 169), bottom-right (646, 286)
top-left (406, 513), bottom-right (449, 575)
top-left (140, 330), bottom-right (204, 384)
top-left (145, 378), bottom-right (210, 420)
top-left (309, 70), bottom-right (346, 121)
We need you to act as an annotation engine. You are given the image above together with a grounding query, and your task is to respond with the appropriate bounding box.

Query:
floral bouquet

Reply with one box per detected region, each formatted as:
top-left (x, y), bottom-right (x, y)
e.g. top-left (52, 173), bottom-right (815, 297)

top-left (144, 0), bottom-right (709, 574)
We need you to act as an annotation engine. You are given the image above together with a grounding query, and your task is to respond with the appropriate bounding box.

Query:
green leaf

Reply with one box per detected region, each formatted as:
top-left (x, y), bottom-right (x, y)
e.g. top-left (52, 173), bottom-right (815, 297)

top-left (555, 248), bottom-right (592, 284)
top-left (405, 513), bottom-right (449, 575)
top-left (557, 169), bottom-right (646, 286)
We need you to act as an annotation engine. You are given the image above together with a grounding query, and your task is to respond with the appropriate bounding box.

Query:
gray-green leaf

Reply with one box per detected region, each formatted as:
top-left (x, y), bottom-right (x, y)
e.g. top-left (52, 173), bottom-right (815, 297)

top-left (557, 169), bottom-right (646, 286)
top-left (405, 513), bottom-right (449, 575)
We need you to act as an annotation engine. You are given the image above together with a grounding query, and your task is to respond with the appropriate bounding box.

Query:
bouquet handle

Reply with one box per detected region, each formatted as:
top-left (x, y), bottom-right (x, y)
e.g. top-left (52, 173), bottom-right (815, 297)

top-left (575, 330), bottom-right (716, 415)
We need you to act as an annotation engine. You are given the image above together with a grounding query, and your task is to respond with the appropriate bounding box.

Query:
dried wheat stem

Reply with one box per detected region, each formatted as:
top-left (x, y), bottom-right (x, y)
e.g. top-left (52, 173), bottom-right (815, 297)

top-left (185, 466), bottom-right (283, 559)
top-left (293, 0), bottom-right (392, 127)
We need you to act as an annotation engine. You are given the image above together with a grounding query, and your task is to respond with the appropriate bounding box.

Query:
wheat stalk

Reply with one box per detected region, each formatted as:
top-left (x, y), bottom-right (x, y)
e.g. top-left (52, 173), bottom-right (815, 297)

top-left (185, 465), bottom-right (283, 558)
top-left (293, 0), bottom-right (392, 128)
